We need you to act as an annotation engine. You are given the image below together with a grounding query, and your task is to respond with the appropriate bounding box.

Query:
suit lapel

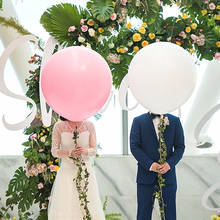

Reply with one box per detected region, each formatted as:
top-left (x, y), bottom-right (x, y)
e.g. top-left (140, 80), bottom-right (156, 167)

top-left (146, 112), bottom-right (159, 145)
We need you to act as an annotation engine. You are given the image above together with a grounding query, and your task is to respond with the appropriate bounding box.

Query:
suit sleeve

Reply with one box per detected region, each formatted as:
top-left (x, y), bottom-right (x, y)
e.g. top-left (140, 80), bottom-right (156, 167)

top-left (167, 117), bottom-right (185, 169)
top-left (130, 117), bottom-right (154, 171)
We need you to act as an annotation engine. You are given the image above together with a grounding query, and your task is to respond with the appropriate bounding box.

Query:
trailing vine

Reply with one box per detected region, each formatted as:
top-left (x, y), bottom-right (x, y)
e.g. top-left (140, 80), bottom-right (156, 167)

top-left (153, 115), bottom-right (169, 220)
top-left (69, 126), bottom-right (91, 220)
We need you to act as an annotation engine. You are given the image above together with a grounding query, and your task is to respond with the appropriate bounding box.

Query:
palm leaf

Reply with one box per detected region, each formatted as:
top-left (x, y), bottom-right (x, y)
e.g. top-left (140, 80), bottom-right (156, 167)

top-left (87, 0), bottom-right (114, 22)
top-left (40, 3), bottom-right (84, 46)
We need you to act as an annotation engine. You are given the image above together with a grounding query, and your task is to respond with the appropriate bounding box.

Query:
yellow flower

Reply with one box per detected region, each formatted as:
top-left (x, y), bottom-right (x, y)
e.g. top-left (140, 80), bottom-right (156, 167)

top-left (98, 27), bottom-right (104, 33)
top-left (55, 165), bottom-right (59, 172)
top-left (126, 22), bottom-right (132, 29)
top-left (216, 5), bottom-right (220, 9)
top-left (216, 41), bottom-right (220, 48)
top-left (148, 33), bottom-right (155, 40)
top-left (215, 14), bottom-right (220, 20)
top-left (12, 218), bottom-right (16, 220)
top-left (176, 1), bottom-right (181, 6)
top-left (189, 48), bottom-right (195, 54)
top-left (48, 161), bottom-right (53, 165)
top-left (176, 41), bottom-right (181, 46)
top-left (112, 1), bottom-right (116, 7)
top-left (133, 46), bottom-right (139, 52)
top-left (211, 215), bottom-right (217, 220)
top-left (42, 129), bottom-right (46, 133)
top-left (141, 40), bottom-right (149, 47)
top-left (216, 216), bottom-right (220, 220)
top-left (142, 22), bottom-right (147, 27)
top-left (55, 158), bottom-right (59, 163)
top-left (185, 27), bottom-right (191, 33)
top-left (182, 13), bottom-right (188, 19)
top-left (51, 175), bottom-right (54, 179)
top-left (118, 48), bottom-right (125, 53)
top-left (40, 132), bottom-right (44, 136)
top-left (176, 18), bottom-right (181, 22)
top-left (138, 27), bottom-right (146, 34)
top-left (191, 23), bottom-right (197, 29)
top-left (133, 33), bottom-right (142, 42)
top-left (201, 9), bottom-right (207, 15)
top-left (42, 125), bottom-right (47, 128)
top-left (116, 47), bottom-right (120, 53)
top-left (87, 19), bottom-right (94, 26)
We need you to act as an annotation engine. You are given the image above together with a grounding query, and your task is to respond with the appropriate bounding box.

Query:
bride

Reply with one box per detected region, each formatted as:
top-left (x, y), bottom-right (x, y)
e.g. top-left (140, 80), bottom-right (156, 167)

top-left (48, 117), bottom-right (105, 220)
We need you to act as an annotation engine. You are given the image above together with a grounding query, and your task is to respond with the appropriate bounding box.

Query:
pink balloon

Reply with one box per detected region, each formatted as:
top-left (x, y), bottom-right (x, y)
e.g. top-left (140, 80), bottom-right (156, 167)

top-left (41, 46), bottom-right (112, 121)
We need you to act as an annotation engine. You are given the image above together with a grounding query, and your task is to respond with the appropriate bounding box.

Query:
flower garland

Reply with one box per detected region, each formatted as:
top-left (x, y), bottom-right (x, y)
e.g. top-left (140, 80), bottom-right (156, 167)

top-left (69, 126), bottom-right (91, 220)
top-left (153, 115), bottom-right (169, 219)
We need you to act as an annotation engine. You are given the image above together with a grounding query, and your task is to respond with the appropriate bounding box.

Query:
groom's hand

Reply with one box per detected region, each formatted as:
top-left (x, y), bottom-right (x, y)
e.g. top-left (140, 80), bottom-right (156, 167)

top-left (151, 162), bottom-right (162, 173)
top-left (158, 162), bottom-right (170, 174)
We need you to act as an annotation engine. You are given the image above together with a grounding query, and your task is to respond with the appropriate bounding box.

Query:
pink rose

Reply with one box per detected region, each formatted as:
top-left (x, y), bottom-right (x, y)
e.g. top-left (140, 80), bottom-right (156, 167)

top-left (121, 0), bottom-right (127, 5)
top-left (203, 0), bottom-right (210, 3)
top-left (39, 149), bottom-right (44, 152)
top-left (209, 3), bottom-right (216, 10)
top-left (110, 13), bottom-right (117, 21)
top-left (155, 39), bottom-right (160, 42)
top-left (80, 19), bottom-right (84, 25)
top-left (164, 117), bottom-right (169, 126)
top-left (156, 0), bottom-right (161, 6)
top-left (179, 31), bottom-right (186, 39)
top-left (81, 25), bottom-right (88, 32)
top-left (41, 203), bottom-right (47, 210)
top-left (215, 52), bottom-right (220, 59)
top-left (217, 209), bottom-right (220, 215)
top-left (68, 26), bottom-right (76, 32)
top-left (48, 196), bottom-right (52, 200)
top-left (49, 165), bottom-right (56, 172)
top-left (107, 53), bottom-right (121, 64)
top-left (190, 34), bottom-right (198, 41)
top-left (38, 183), bottom-right (44, 189)
top-left (30, 133), bottom-right (37, 140)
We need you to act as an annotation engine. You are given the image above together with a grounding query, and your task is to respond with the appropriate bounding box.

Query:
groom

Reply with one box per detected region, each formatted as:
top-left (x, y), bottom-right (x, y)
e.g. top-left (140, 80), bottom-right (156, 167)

top-left (130, 112), bottom-right (185, 220)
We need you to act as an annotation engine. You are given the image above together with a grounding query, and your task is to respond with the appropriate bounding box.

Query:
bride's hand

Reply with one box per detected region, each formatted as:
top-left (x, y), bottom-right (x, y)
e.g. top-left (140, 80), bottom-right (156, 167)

top-left (74, 146), bottom-right (88, 156)
top-left (70, 149), bottom-right (80, 158)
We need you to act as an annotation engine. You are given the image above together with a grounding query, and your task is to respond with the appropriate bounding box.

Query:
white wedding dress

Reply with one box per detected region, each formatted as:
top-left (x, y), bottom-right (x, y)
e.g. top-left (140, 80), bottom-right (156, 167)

top-left (48, 120), bottom-right (105, 220)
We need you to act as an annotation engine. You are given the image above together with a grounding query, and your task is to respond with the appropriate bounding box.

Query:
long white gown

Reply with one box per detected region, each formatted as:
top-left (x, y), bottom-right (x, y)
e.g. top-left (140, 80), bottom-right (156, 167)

top-left (48, 120), bottom-right (105, 220)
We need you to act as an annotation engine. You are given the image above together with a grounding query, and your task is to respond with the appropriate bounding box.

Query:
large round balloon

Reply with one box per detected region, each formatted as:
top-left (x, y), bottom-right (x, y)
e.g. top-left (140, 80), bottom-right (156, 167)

top-left (41, 46), bottom-right (112, 121)
top-left (127, 42), bottom-right (197, 114)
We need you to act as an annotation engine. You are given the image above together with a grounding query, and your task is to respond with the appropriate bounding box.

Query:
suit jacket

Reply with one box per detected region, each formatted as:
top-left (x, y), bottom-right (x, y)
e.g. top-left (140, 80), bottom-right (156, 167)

top-left (130, 112), bottom-right (185, 185)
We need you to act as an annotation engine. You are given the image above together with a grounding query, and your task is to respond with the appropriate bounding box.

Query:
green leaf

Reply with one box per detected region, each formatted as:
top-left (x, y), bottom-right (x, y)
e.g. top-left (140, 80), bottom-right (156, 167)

top-left (87, 0), bottom-right (114, 22)
top-left (7, 167), bottom-right (27, 193)
top-left (40, 3), bottom-right (84, 46)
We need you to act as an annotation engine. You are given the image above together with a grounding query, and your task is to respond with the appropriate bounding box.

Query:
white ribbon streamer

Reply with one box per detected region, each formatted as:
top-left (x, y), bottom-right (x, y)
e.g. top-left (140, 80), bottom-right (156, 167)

top-left (40, 37), bottom-right (61, 127)
top-left (194, 104), bottom-right (220, 145)
top-left (0, 35), bottom-right (38, 130)
top-left (118, 74), bottom-right (138, 111)
top-left (98, 90), bottom-right (114, 114)
top-left (201, 181), bottom-right (220, 211)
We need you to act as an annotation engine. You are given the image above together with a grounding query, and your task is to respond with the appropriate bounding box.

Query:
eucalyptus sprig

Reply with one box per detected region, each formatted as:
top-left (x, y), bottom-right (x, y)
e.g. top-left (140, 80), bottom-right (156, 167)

top-left (69, 126), bottom-right (91, 220)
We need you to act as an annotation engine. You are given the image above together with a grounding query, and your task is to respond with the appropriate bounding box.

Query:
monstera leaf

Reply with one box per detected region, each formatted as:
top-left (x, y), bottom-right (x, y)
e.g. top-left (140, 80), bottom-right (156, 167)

top-left (40, 3), bottom-right (85, 46)
top-left (87, 0), bottom-right (114, 22)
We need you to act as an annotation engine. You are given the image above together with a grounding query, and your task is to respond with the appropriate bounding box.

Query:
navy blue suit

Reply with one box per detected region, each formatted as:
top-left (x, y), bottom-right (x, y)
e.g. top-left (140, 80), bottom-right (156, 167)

top-left (130, 112), bottom-right (185, 220)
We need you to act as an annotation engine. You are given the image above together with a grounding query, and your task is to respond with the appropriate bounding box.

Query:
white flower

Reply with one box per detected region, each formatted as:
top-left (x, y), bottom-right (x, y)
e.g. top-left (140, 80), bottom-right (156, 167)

top-left (78, 36), bottom-right (85, 43)
top-left (86, 43), bottom-right (91, 49)
top-left (98, 35), bottom-right (104, 42)
top-left (40, 136), bottom-right (47, 143)
top-left (167, 37), bottom-right (171, 42)
top-left (136, 0), bottom-right (141, 6)
top-left (88, 28), bottom-right (95, 37)
top-left (108, 43), bottom-right (115, 49)
top-left (127, 41), bottom-right (133, 47)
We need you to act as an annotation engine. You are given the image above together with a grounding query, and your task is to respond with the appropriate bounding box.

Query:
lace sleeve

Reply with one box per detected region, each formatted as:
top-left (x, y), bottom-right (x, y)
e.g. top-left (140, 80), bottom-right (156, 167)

top-left (87, 122), bottom-right (97, 156)
top-left (51, 122), bottom-right (70, 158)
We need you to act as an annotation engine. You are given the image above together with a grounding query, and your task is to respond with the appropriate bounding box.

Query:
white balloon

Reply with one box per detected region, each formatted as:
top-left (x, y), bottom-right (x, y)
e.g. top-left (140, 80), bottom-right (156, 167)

top-left (128, 42), bottom-right (197, 114)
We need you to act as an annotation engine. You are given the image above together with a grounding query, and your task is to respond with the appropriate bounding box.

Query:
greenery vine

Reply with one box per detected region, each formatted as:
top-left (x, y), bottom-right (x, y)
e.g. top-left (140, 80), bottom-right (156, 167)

top-left (153, 115), bottom-right (169, 219)
top-left (69, 126), bottom-right (91, 220)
